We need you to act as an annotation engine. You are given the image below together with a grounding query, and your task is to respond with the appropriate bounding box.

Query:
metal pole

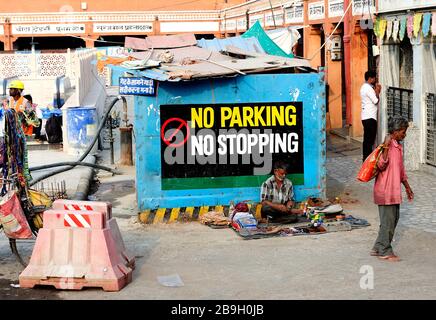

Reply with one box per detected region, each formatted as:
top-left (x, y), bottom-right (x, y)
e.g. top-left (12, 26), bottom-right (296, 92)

top-left (268, 0), bottom-right (277, 29)
top-left (109, 115), bottom-right (114, 165)
top-left (119, 95), bottom-right (133, 166)
top-left (119, 127), bottom-right (133, 166)
top-left (344, 0), bottom-right (352, 126)
top-left (122, 96), bottom-right (128, 127)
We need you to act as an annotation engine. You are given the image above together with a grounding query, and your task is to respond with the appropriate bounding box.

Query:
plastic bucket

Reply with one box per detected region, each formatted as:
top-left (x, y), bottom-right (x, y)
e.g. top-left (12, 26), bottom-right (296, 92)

top-left (66, 107), bottom-right (97, 151)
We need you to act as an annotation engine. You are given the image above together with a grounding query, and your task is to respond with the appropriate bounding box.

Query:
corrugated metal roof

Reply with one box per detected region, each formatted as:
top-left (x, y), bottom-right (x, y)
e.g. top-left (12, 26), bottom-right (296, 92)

top-left (108, 34), bottom-right (314, 82)
top-left (125, 34), bottom-right (197, 50)
top-left (129, 46), bottom-right (232, 64)
top-left (197, 36), bottom-right (265, 54)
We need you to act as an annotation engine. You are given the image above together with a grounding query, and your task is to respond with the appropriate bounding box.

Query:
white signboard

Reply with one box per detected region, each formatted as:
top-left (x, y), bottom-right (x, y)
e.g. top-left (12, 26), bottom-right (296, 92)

top-left (160, 22), bottom-right (219, 33)
top-left (329, 0), bottom-right (344, 18)
top-left (237, 18), bottom-right (247, 31)
top-left (93, 23), bottom-right (153, 33)
top-left (12, 24), bottom-right (85, 35)
top-left (249, 14), bottom-right (264, 27)
top-left (225, 20), bottom-right (237, 31)
top-left (0, 25), bottom-right (4, 35)
top-left (220, 20), bottom-right (226, 31)
top-left (285, 1), bottom-right (304, 24)
top-left (309, 1), bottom-right (326, 21)
top-left (352, 0), bottom-right (376, 16)
top-left (265, 13), bottom-right (284, 27)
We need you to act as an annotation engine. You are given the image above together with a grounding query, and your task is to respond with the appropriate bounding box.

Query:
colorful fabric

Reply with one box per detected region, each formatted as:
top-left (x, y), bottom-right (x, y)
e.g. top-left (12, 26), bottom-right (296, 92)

top-left (1, 109), bottom-right (32, 196)
top-left (374, 18), bottom-right (380, 37)
top-left (407, 15), bottom-right (414, 39)
top-left (399, 16), bottom-right (407, 41)
top-left (432, 12), bottom-right (436, 36)
top-left (422, 13), bottom-right (432, 37)
top-left (380, 19), bottom-right (387, 39)
top-left (413, 13), bottom-right (423, 38)
top-left (392, 20), bottom-right (400, 41)
top-left (374, 18), bottom-right (387, 38)
top-left (386, 20), bottom-right (393, 40)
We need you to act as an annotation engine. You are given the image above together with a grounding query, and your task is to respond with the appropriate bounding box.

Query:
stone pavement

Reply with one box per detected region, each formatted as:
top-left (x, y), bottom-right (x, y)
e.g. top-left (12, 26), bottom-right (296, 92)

top-left (327, 133), bottom-right (436, 234)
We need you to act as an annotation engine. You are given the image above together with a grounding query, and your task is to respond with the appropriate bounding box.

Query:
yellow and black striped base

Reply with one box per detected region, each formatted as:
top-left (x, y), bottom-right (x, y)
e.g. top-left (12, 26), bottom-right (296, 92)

top-left (138, 204), bottom-right (263, 224)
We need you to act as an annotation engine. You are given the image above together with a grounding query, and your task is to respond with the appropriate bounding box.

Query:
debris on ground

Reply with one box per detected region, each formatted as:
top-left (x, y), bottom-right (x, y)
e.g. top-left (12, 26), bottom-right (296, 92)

top-left (199, 211), bottom-right (230, 228)
top-left (157, 274), bottom-right (184, 287)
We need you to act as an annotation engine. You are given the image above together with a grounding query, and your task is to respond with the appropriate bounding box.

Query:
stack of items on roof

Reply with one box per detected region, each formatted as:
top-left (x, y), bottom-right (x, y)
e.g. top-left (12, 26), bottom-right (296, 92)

top-left (97, 22), bottom-right (313, 82)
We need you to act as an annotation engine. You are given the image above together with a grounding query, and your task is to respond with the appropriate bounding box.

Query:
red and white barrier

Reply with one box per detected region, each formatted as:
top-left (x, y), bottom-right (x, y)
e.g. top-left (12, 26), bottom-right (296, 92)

top-left (52, 199), bottom-right (112, 220)
top-left (19, 208), bottom-right (133, 291)
top-left (52, 199), bottom-right (135, 269)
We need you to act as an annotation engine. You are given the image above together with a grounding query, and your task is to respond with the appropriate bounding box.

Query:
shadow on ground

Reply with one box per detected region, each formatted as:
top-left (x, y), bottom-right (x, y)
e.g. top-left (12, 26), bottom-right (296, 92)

top-left (0, 278), bottom-right (61, 300)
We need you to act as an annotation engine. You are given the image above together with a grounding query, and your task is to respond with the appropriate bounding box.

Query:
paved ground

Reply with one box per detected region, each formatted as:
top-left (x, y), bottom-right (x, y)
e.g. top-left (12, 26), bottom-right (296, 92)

top-left (1, 131), bottom-right (436, 300)
top-left (327, 134), bottom-right (436, 233)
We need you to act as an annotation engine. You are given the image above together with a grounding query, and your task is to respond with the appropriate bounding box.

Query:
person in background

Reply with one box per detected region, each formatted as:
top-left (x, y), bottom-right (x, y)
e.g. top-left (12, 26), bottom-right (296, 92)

top-left (22, 94), bottom-right (43, 141)
top-left (370, 116), bottom-right (414, 262)
top-left (360, 70), bottom-right (381, 162)
top-left (260, 160), bottom-right (303, 222)
top-left (6, 80), bottom-right (38, 136)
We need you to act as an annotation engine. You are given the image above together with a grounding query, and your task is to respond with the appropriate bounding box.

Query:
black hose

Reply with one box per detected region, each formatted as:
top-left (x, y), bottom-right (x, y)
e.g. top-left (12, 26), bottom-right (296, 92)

top-left (29, 161), bottom-right (120, 174)
top-left (28, 96), bottom-right (126, 187)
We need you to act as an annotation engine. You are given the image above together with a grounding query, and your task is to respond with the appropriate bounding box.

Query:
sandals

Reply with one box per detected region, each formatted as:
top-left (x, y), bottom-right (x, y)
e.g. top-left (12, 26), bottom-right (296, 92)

top-left (370, 250), bottom-right (380, 256)
top-left (378, 255), bottom-right (401, 262)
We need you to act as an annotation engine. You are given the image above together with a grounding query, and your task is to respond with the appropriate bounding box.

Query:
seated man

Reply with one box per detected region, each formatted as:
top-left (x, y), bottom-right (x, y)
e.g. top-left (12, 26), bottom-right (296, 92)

top-left (260, 161), bottom-right (303, 222)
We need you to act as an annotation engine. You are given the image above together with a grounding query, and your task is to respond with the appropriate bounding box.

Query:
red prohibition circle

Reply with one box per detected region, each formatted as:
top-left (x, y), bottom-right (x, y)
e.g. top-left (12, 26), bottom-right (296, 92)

top-left (161, 117), bottom-right (190, 147)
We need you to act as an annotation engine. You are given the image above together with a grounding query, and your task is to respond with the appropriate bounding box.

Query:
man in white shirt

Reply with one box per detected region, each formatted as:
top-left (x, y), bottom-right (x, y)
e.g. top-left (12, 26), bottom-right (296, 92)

top-left (360, 70), bottom-right (381, 162)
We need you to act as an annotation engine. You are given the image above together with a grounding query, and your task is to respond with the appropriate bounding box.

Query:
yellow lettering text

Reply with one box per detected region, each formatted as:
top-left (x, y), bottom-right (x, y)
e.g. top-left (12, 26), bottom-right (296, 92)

top-left (285, 105), bottom-right (297, 126)
top-left (191, 108), bottom-right (203, 128)
top-left (242, 107), bottom-right (255, 127)
top-left (221, 107), bottom-right (232, 127)
top-left (229, 107), bottom-right (242, 127)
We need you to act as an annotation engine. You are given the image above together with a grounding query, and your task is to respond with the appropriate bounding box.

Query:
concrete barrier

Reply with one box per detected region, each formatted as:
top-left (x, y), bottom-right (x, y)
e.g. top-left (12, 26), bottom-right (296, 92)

top-left (19, 209), bottom-right (133, 291)
top-left (52, 199), bottom-right (135, 269)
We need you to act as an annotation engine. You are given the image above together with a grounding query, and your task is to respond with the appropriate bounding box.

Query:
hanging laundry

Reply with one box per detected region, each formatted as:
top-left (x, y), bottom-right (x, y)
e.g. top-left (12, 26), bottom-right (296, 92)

top-left (374, 18), bottom-right (381, 38)
top-left (379, 19), bottom-right (387, 39)
top-left (422, 12), bottom-right (432, 37)
top-left (386, 20), bottom-right (393, 40)
top-left (399, 16), bottom-right (407, 41)
top-left (407, 15), bottom-right (414, 39)
top-left (392, 20), bottom-right (400, 42)
top-left (432, 12), bottom-right (436, 36)
top-left (413, 13), bottom-right (423, 38)
top-left (374, 18), bottom-right (387, 39)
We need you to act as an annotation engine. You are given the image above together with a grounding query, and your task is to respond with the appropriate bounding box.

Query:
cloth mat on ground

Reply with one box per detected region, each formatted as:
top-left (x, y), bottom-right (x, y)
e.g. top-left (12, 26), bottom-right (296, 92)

top-left (234, 225), bottom-right (327, 240)
top-left (259, 215), bottom-right (310, 225)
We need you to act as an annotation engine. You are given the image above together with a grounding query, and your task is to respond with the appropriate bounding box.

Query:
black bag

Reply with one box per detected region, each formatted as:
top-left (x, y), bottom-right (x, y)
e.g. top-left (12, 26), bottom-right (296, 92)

top-left (45, 115), bottom-right (63, 143)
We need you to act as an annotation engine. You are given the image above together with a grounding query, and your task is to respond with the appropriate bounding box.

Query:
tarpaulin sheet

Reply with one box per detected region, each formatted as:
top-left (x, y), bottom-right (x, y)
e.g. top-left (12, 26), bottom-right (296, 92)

top-left (197, 36), bottom-right (265, 54)
top-left (242, 21), bottom-right (294, 58)
top-left (265, 27), bottom-right (301, 55)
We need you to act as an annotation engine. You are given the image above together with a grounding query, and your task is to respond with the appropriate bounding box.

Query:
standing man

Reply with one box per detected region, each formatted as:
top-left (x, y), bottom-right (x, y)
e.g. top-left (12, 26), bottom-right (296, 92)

top-left (260, 160), bottom-right (303, 222)
top-left (6, 80), bottom-right (34, 136)
top-left (360, 70), bottom-right (381, 162)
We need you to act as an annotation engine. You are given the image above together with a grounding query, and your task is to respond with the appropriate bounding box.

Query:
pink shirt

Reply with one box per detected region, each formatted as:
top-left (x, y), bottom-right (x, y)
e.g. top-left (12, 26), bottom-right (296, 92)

top-left (373, 139), bottom-right (408, 205)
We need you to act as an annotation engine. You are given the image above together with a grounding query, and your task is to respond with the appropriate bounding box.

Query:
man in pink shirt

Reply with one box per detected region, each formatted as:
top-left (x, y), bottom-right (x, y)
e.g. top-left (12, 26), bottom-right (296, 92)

top-left (371, 116), bottom-right (414, 262)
